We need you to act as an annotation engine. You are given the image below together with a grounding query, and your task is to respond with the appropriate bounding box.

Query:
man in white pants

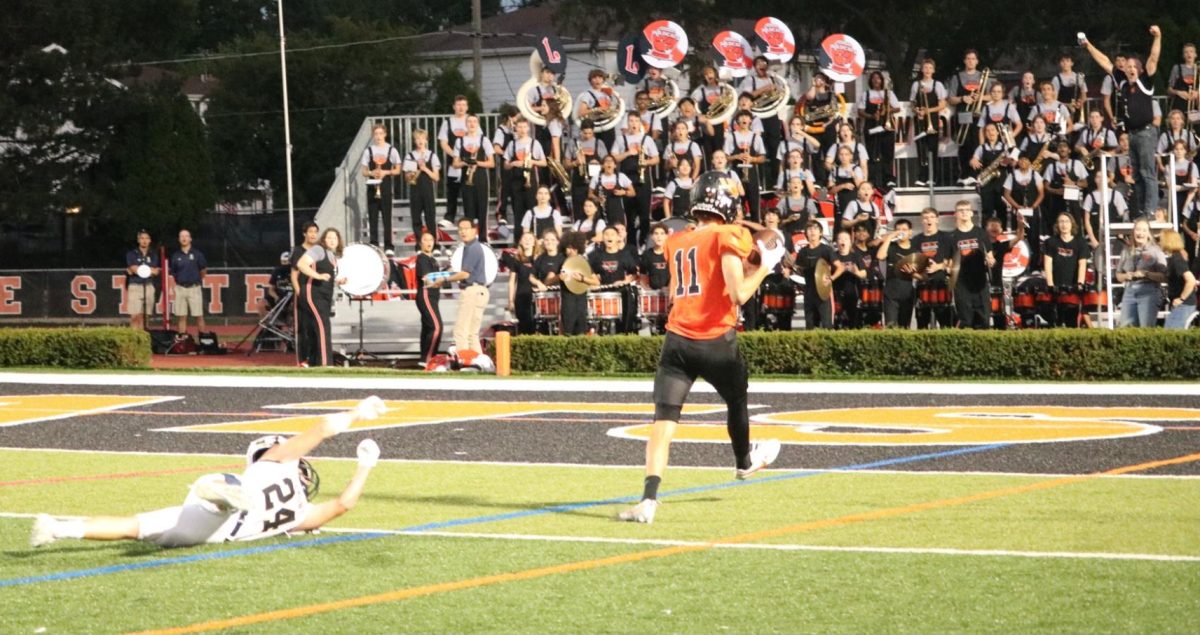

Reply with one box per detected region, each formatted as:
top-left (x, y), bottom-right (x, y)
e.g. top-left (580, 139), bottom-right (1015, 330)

top-left (31, 397), bottom-right (389, 549)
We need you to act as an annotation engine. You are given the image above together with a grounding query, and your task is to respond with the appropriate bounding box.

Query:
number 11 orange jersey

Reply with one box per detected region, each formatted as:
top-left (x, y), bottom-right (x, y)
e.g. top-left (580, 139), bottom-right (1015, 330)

top-left (664, 223), bottom-right (753, 340)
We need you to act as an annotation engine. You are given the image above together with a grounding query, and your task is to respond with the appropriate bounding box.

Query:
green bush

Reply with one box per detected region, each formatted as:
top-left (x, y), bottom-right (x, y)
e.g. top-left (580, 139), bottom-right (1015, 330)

top-left (0, 327), bottom-right (150, 369)
top-left (511, 330), bottom-right (1200, 380)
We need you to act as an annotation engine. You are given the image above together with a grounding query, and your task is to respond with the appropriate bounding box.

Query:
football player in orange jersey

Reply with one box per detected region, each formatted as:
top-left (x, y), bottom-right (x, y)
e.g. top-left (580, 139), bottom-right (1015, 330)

top-left (618, 171), bottom-right (786, 524)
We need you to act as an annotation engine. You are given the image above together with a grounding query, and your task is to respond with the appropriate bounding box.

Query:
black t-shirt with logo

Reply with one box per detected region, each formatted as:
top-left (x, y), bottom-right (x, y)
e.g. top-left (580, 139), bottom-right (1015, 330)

top-left (588, 248), bottom-right (638, 286)
top-left (1043, 234), bottom-right (1091, 288)
top-left (639, 249), bottom-right (670, 290)
top-left (949, 226), bottom-right (992, 292)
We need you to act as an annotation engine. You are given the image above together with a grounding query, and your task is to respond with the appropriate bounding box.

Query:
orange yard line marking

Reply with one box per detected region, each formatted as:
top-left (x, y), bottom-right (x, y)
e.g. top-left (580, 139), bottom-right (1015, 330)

top-left (0, 464), bottom-right (243, 488)
top-left (127, 451), bottom-right (1200, 635)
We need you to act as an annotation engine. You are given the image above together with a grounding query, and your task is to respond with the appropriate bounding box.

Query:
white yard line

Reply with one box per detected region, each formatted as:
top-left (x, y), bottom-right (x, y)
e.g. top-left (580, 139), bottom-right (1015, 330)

top-left (0, 447), bottom-right (1196, 479)
top-left (1, 372), bottom-right (1199, 396)
top-left (317, 527), bottom-right (1200, 563)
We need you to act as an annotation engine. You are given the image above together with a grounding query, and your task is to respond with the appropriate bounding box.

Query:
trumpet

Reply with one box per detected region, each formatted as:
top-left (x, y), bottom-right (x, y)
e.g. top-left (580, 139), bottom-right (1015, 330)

top-left (882, 76), bottom-right (895, 132)
top-left (523, 152), bottom-right (532, 189)
top-left (738, 145), bottom-right (752, 181)
top-left (637, 144), bottom-right (646, 184)
top-left (1075, 72), bottom-right (1088, 126)
top-left (954, 68), bottom-right (989, 145)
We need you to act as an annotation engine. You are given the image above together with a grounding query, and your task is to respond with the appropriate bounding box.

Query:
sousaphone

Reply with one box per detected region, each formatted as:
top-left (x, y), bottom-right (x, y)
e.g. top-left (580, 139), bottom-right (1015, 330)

top-left (516, 52), bottom-right (573, 129)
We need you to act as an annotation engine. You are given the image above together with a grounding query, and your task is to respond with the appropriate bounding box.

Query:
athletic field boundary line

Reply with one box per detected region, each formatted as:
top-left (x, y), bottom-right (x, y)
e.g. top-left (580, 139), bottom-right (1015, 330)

top-left (315, 527), bottom-right (1200, 563)
top-left (0, 444), bottom-right (1009, 589)
top-left (3, 372), bottom-right (1200, 395)
top-left (1, 446), bottom-right (1195, 480)
top-left (122, 450), bottom-right (1200, 635)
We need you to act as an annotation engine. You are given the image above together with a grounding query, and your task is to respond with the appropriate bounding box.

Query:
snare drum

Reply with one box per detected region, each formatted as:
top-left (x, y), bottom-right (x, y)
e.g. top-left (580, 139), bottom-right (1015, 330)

top-left (859, 278), bottom-right (883, 310)
top-left (918, 280), bottom-right (950, 309)
top-left (638, 288), bottom-right (669, 319)
top-left (587, 292), bottom-right (623, 320)
top-left (1082, 286), bottom-right (1108, 310)
top-left (990, 286), bottom-right (1004, 314)
top-left (761, 276), bottom-right (797, 313)
top-left (533, 290), bottom-right (561, 321)
top-left (1056, 284), bottom-right (1082, 306)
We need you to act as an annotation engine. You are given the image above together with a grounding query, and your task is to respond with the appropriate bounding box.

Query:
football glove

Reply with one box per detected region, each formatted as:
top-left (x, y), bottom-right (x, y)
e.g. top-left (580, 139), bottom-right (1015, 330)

top-left (356, 439), bottom-right (380, 468)
top-left (757, 239), bottom-right (787, 271)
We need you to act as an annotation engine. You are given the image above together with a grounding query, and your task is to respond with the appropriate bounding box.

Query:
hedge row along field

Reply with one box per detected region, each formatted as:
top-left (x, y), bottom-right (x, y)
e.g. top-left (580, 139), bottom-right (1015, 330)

top-left (509, 330), bottom-right (1200, 380)
top-left (0, 328), bottom-right (149, 369)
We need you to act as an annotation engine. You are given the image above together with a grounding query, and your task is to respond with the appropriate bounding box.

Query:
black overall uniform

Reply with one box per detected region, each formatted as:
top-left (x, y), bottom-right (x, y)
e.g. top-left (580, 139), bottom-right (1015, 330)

top-left (364, 145), bottom-right (397, 251)
top-left (415, 252), bottom-right (443, 363)
top-left (300, 247), bottom-right (336, 366)
top-left (502, 252), bottom-right (537, 335)
top-left (407, 149), bottom-right (439, 244)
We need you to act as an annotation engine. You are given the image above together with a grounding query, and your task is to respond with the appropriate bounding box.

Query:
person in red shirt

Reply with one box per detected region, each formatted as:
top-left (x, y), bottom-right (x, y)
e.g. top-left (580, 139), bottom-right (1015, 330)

top-left (618, 171), bottom-right (785, 524)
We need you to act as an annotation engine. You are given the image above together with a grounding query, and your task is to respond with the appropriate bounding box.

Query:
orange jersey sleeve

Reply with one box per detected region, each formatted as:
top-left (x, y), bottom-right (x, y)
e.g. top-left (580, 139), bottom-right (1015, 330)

top-left (664, 224), bottom-right (753, 340)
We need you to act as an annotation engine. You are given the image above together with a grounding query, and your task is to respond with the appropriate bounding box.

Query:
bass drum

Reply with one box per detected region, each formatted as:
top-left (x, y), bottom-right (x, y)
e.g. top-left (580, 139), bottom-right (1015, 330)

top-left (1002, 238), bottom-right (1030, 280)
top-left (449, 242), bottom-right (499, 285)
top-left (338, 243), bottom-right (391, 296)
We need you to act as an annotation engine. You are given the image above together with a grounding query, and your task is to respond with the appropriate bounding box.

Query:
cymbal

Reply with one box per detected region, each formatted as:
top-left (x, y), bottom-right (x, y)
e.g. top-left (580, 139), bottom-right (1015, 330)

top-left (561, 255), bottom-right (593, 295)
top-left (814, 259), bottom-right (832, 301)
top-left (947, 250), bottom-right (962, 295)
top-left (897, 253), bottom-right (929, 280)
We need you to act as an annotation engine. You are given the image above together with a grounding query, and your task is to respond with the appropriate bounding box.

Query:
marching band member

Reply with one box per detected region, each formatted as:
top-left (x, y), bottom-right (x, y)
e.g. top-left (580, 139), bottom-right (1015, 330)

top-left (1050, 54), bottom-right (1086, 132)
top-left (503, 119), bottom-right (548, 226)
top-left (877, 219), bottom-right (918, 328)
top-left (798, 73), bottom-right (841, 183)
top-left (779, 175), bottom-right (817, 238)
top-left (1009, 71), bottom-right (1040, 130)
top-left (588, 225), bottom-right (640, 333)
top-left (625, 90), bottom-right (670, 142)
top-left (1075, 109), bottom-right (1118, 173)
top-left (1019, 115), bottom-right (1058, 164)
top-left (590, 154), bottom-right (634, 228)
top-left (664, 119), bottom-right (704, 178)
top-left (745, 55), bottom-right (784, 185)
top-left (979, 82), bottom-right (1024, 145)
top-left (673, 97), bottom-right (708, 150)
top-left (1164, 138), bottom-right (1199, 217)
top-left (1101, 54), bottom-right (1129, 130)
top-left (1002, 154), bottom-right (1046, 268)
top-left (1081, 170), bottom-right (1130, 246)
top-left (856, 71), bottom-right (901, 188)
top-left (841, 181), bottom-right (879, 240)
top-left (1083, 25), bottom-right (1163, 218)
top-left (823, 122), bottom-right (870, 178)
top-left (639, 222), bottom-right (670, 334)
top-left (691, 65), bottom-right (727, 156)
top-left (1183, 188), bottom-right (1200, 259)
top-left (947, 50), bottom-right (991, 184)
top-left (1029, 81), bottom-right (1073, 139)
top-left (531, 229), bottom-right (564, 293)
top-left (911, 58), bottom-right (948, 186)
top-left (1161, 229), bottom-right (1198, 329)
top-left (983, 214), bottom-right (1026, 329)
top-left (453, 115), bottom-right (496, 241)
top-left (971, 123), bottom-right (1014, 227)
top-left (1042, 212), bottom-right (1090, 328)
top-left (1166, 43), bottom-right (1198, 120)
top-left (914, 207), bottom-right (954, 329)
top-left (725, 109), bottom-right (767, 221)
top-left (566, 121), bottom-right (608, 217)
top-left (948, 201), bottom-right (995, 330)
top-left (558, 231), bottom-right (598, 336)
top-left (403, 130), bottom-right (441, 251)
top-left (361, 124), bottom-right (400, 252)
top-left (611, 112), bottom-right (660, 247)
top-left (520, 185), bottom-right (564, 243)
top-left (827, 145), bottom-right (865, 234)
top-left (661, 158), bottom-right (694, 219)
top-left (777, 115), bottom-right (823, 186)
top-left (502, 230), bottom-right (539, 335)
top-left (831, 230), bottom-right (866, 329)
top-left (1156, 109), bottom-right (1199, 172)
top-left (415, 231), bottom-right (444, 366)
top-left (852, 222), bottom-right (883, 327)
top-left (572, 196), bottom-right (607, 250)
top-left (295, 229), bottom-right (345, 367)
top-left (1042, 140), bottom-right (1089, 233)
top-left (776, 148), bottom-right (816, 196)
top-left (794, 220), bottom-right (835, 329)
top-left (491, 106), bottom-right (519, 228)
top-left (437, 95), bottom-right (470, 226)
top-left (577, 69), bottom-right (619, 147)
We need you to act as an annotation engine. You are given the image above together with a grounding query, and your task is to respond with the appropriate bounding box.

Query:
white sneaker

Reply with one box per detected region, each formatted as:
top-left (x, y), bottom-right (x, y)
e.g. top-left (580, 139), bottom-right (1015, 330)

top-left (914, 179), bottom-right (928, 187)
top-left (736, 439), bottom-right (782, 480)
top-left (961, 177), bottom-right (979, 186)
top-left (30, 514), bottom-right (58, 548)
top-left (191, 474), bottom-right (252, 512)
top-left (617, 499), bottom-right (659, 524)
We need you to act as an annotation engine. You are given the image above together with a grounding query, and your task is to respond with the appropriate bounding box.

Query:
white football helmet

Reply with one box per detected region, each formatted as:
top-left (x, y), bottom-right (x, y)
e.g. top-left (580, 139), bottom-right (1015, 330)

top-left (245, 435), bottom-right (287, 467)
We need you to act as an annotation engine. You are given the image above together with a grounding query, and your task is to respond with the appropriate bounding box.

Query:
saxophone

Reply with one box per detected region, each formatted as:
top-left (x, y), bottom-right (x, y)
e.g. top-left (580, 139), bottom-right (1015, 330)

top-left (1030, 138), bottom-right (1052, 173)
top-left (977, 146), bottom-right (1009, 187)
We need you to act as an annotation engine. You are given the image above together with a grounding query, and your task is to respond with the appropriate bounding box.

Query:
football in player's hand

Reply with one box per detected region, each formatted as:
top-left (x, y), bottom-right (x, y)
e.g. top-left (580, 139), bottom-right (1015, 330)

top-left (746, 230), bottom-right (781, 267)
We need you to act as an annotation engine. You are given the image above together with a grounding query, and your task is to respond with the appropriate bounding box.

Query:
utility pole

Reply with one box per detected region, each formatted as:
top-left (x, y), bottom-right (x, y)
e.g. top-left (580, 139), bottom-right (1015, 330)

top-left (277, 0), bottom-right (296, 246)
top-left (471, 0), bottom-right (483, 98)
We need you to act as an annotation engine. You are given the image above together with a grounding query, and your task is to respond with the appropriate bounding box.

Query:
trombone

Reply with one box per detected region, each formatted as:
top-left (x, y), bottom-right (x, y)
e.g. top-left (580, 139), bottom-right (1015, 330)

top-left (954, 68), bottom-right (989, 145)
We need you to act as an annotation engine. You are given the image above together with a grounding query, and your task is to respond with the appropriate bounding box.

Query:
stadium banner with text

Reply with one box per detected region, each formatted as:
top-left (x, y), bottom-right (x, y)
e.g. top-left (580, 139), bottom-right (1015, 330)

top-left (0, 268), bottom-right (274, 319)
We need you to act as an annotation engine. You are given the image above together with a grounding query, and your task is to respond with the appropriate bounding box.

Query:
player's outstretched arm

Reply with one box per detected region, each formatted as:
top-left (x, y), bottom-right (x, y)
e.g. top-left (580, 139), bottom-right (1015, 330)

top-left (264, 397), bottom-right (387, 464)
top-left (296, 440), bottom-right (380, 531)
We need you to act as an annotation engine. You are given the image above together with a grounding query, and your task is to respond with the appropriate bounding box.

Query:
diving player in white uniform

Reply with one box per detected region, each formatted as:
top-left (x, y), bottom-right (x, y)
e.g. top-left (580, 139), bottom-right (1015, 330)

top-left (30, 397), bottom-right (389, 548)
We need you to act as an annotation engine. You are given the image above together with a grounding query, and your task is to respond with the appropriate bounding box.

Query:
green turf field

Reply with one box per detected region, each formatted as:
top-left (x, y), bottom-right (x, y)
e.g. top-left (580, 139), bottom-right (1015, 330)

top-left (2, 449), bottom-right (1198, 634)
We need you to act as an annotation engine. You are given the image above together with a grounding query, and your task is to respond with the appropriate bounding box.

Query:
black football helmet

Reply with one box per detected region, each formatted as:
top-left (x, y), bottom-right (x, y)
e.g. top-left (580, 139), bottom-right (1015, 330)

top-left (689, 170), bottom-right (742, 223)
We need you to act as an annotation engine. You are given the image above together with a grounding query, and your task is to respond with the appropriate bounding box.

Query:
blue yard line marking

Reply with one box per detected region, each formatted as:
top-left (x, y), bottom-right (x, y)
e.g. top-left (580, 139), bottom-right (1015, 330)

top-left (0, 443), bottom-right (1009, 588)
